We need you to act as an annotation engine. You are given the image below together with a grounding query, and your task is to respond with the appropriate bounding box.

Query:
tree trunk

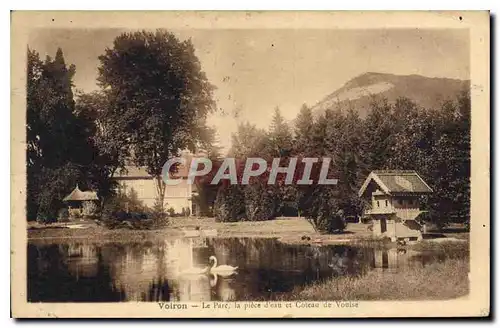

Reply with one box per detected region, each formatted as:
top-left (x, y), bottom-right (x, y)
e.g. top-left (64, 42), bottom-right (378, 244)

top-left (154, 175), bottom-right (166, 217)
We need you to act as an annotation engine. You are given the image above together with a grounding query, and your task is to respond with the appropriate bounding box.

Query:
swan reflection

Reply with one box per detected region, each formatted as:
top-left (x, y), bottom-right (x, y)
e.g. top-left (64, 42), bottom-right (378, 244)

top-left (208, 272), bottom-right (237, 301)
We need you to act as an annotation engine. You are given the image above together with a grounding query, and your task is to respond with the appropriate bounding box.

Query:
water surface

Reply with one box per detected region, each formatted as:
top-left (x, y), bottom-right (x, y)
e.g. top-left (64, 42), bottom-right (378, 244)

top-left (28, 237), bottom-right (442, 302)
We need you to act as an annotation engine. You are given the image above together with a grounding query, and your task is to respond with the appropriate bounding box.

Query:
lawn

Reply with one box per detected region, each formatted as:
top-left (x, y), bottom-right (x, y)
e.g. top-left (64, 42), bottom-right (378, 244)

top-left (281, 258), bottom-right (469, 301)
top-left (27, 216), bottom-right (468, 248)
top-left (262, 240), bottom-right (470, 301)
top-left (27, 217), bottom-right (375, 245)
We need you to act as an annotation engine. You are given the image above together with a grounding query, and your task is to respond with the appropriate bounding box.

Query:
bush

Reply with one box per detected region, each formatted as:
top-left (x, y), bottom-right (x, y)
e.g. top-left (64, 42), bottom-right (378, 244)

top-left (57, 208), bottom-right (70, 222)
top-left (148, 199), bottom-right (168, 225)
top-left (167, 207), bottom-right (176, 217)
top-left (214, 185), bottom-right (246, 222)
top-left (68, 208), bottom-right (82, 220)
top-left (36, 211), bottom-right (56, 224)
top-left (100, 192), bottom-right (168, 230)
top-left (100, 210), bottom-right (160, 230)
top-left (311, 211), bottom-right (347, 233)
top-left (301, 185), bottom-right (347, 234)
top-left (82, 201), bottom-right (98, 217)
top-left (103, 189), bottom-right (147, 215)
top-left (244, 182), bottom-right (277, 221)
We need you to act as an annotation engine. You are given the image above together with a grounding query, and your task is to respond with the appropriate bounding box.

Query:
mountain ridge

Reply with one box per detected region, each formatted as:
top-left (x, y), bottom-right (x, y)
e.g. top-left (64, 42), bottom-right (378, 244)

top-left (310, 72), bottom-right (470, 118)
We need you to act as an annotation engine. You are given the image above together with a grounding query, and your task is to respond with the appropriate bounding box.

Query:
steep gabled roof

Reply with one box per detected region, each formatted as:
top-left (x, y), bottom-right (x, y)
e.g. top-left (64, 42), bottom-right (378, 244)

top-left (63, 185), bottom-right (99, 202)
top-left (358, 170), bottom-right (433, 197)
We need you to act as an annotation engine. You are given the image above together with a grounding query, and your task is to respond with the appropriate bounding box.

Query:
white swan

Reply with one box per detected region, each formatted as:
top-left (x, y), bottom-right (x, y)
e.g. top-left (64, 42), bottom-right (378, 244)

top-left (208, 256), bottom-right (238, 277)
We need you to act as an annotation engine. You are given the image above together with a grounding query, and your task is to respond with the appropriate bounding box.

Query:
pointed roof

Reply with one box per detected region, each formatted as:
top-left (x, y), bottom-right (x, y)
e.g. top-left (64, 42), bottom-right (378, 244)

top-left (358, 170), bottom-right (433, 197)
top-left (63, 185), bottom-right (99, 202)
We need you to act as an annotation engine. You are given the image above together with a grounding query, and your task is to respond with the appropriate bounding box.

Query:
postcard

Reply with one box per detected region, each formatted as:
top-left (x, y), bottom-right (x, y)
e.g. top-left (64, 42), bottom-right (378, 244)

top-left (11, 10), bottom-right (490, 318)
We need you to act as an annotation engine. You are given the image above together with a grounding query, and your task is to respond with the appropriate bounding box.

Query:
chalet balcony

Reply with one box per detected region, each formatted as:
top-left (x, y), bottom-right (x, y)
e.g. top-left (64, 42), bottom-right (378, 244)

top-left (397, 208), bottom-right (424, 221)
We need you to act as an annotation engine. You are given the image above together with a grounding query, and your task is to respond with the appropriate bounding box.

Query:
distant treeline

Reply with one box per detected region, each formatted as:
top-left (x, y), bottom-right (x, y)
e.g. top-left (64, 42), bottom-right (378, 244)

top-left (209, 94), bottom-right (470, 231)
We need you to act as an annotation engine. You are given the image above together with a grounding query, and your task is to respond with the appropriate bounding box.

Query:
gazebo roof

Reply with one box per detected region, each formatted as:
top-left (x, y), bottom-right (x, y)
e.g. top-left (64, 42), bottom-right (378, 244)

top-left (63, 185), bottom-right (98, 202)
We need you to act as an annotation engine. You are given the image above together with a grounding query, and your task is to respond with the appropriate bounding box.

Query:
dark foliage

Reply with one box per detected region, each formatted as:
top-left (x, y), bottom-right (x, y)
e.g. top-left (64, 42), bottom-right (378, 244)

top-left (214, 185), bottom-right (246, 222)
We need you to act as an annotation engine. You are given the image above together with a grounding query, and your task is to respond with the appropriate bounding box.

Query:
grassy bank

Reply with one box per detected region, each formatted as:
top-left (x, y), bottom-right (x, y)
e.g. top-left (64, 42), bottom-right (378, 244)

top-left (412, 239), bottom-right (469, 258)
top-left (27, 217), bottom-right (375, 245)
top-left (268, 257), bottom-right (468, 301)
top-left (27, 217), bottom-right (469, 249)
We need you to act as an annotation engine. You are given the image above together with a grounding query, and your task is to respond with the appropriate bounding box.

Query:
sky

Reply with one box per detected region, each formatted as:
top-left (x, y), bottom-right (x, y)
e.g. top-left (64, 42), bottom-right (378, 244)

top-left (28, 28), bottom-right (470, 151)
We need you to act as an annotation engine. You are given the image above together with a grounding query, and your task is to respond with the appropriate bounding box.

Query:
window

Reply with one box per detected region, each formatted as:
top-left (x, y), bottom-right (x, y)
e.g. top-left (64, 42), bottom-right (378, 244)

top-left (376, 201), bottom-right (380, 208)
top-left (385, 200), bottom-right (388, 207)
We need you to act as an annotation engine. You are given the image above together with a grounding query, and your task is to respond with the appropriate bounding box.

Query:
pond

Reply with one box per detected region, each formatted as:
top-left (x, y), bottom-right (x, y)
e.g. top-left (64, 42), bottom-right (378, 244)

top-left (27, 237), bottom-right (446, 302)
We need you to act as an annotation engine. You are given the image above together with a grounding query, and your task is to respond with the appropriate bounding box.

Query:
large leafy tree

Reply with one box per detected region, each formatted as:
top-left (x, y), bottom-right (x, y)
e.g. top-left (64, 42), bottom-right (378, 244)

top-left (229, 122), bottom-right (268, 159)
top-left (97, 30), bottom-right (216, 213)
top-left (427, 92), bottom-right (471, 226)
top-left (191, 128), bottom-right (223, 216)
top-left (27, 48), bottom-right (89, 220)
top-left (74, 90), bottom-right (130, 204)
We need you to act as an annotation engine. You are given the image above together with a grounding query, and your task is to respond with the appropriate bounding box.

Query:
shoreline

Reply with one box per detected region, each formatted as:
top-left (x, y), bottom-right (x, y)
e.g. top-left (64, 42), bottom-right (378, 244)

top-left (27, 217), bottom-right (469, 248)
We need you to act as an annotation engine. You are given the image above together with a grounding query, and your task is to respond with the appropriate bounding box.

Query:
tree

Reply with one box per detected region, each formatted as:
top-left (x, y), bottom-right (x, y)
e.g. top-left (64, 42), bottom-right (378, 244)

top-left (293, 104), bottom-right (314, 156)
top-left (191, 129), bottom-right (223, 216)
top-left (360, 98), bottom-right (396, 174)
top-left (214, 184), bottom-right (246, 222)
top-left (97, 30), bottom-right (216, 214)
top-left (265, 107), bottom-right (295, 216)
top-left (427, 92), bottom-right (471, 227)
top-left (387, 97), bottom-right (431, 171)
top-left (333, 109), bottom-right (364, 217)
top-left (229, 122), bottom-right (268, 159)
top-left (300, 184), bottom-right (346, 233)
top-left (26, 48), bottom-right (89, 220)
top-left (74, 90), bottom-right (131, 206)
top-left (267, 107), bottom-right (293, 157)
top-left (295, 110), bottom-right (328, 219)
top-left (244, 179), bottom-right (277, 221)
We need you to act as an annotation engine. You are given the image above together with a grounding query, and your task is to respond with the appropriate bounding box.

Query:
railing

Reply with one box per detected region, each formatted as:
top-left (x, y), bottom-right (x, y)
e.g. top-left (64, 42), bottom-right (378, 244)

top-left (396, 208), bottom-right (423, 220)
top-left (365, 207), bottom-right (423, 220)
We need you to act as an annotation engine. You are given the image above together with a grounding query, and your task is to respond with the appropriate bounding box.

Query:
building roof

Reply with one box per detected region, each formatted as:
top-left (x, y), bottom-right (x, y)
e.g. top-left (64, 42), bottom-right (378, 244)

top-left (63, 185), bottom-right (99, 202)
top-left (358, 170), bottom-right (433, 197)
top-left (113, 166), bottom-right (153, 179)
top-left (112, 151), bottom-right (198, 180)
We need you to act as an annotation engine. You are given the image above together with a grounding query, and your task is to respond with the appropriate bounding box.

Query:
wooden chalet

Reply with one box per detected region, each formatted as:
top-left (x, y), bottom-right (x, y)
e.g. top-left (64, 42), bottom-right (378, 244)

top-left (358, 170), bottom-right (433, 242)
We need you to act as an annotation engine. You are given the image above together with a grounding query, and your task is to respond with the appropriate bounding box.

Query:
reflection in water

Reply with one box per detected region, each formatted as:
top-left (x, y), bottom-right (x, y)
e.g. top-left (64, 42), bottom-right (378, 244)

top-left (28, 237), bottom-right (439, 302)
top-left (372, 248), bottom-right (423, 271)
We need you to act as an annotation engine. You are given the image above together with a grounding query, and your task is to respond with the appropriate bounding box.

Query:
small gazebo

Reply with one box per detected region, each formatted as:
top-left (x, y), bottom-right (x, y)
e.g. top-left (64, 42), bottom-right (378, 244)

top-left (63, 184), bottom-right (99, 217)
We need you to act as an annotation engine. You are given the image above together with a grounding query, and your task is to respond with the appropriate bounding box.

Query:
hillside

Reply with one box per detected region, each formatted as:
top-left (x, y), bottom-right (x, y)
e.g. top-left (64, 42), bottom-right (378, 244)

top-left (311, 72), bottom-right (470, 118)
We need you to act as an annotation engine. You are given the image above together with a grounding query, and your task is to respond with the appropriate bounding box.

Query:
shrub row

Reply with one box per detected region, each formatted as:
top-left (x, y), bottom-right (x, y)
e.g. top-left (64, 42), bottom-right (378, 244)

top-left (213, 182), bottom-right (278, 223)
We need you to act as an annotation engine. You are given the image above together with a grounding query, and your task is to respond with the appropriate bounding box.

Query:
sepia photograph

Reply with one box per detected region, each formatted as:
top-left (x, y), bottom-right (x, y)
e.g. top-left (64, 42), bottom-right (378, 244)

top-left (10, 11), bottom-right (490, 318)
